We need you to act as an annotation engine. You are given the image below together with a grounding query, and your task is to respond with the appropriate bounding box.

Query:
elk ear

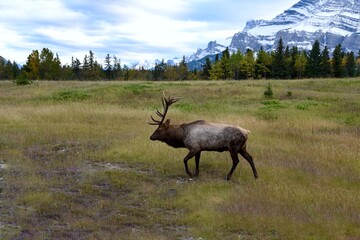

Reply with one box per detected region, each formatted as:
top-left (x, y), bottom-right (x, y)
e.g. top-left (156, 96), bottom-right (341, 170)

top-left (164, 119), bottom-right (171, 128)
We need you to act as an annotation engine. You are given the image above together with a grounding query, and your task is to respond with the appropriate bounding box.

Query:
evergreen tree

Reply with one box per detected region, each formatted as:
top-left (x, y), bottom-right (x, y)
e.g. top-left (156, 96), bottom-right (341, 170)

top-left (83, 54), bottom-right (90, 79)
top-left (288, 46), bottom-right (299, 79)
top-left (244, 49), bottom-right (255, 79)
top-left (356, 53), bottom-right (360, 76)
top-left (222, 47), bottom-right (230, 59)
top-left (153, 59), bottom-right (166, 80)
top-left (319, 46), bottom-right (331, 78)
top-left (201, 57), bottom-right (212, 80)
top-left (0, 56), bottom-right (6, 80)
top-left (306, 40), bottom-right (321, 77)
top-left (3, 60), bottom-right (11, 80)
top-left (123, 65), bottom-right (130, 80)
top-left (332, 44), bottom-right (343, 78)
top-left (113, 55), bottom-right (122, 80)
top-left (177, 56), bottom-right (188, 80)
top-left (215, 54), bottom-right (219, 62)
top-left (255, 47), bottom-right (271, 79)
top-left (209, 61), bottom-right (223, 80)
top-left (272, 38), bottom-right (287, 79)
top-left (104, 53), bottom-right (113, 80)
top-left (344, 52), bottom-right (356, 77)
top-left (11, 61), bottom-right (20, 80)
top-left (219, 47), bottom-right (231, 79)
top-left (89, 50), bottom-right (95, 70)
top-left (71, 57), bottom-right (81, 80)
top-left (0, 58), bottom-right (18, 80)
top-left (229, 50), bottom-right (243, 80)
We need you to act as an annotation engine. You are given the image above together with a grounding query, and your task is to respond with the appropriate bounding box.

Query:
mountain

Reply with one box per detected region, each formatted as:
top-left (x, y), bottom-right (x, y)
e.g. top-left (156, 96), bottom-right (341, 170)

top-left (186, 41), bottom-right (229, 62)
top-left (185, 0), bottom-right (360, 70)
top-left (134, 0), bottom-right (360, 70)
top-left (131, 57), bottom-right (182, 70)
top-left (230, 0), bottom-right (360, 53)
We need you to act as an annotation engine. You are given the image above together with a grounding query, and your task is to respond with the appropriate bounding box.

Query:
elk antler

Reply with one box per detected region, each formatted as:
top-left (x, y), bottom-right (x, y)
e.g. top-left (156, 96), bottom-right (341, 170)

top-left (147, 92), bottom-right (181, 126)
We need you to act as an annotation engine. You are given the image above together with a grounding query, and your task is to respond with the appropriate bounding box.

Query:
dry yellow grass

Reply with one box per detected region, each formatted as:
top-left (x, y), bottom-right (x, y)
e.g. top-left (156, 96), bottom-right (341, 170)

top-left (0, 79), bottom-right (359, 239)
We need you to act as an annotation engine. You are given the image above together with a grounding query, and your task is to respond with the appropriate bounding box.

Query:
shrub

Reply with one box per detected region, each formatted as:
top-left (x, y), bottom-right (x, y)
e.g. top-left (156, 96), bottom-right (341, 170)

top-left (264, 83), bottom-right (273, 99)
top-left (13, 77), bottom-right (33, 86)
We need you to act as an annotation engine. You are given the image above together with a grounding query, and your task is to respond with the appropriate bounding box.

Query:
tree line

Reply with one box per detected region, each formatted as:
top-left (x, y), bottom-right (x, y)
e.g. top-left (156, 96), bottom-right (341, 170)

top-left (206, 39), bottom-right (360, 80)
top-left (1, 38), bottom-right (360, 83)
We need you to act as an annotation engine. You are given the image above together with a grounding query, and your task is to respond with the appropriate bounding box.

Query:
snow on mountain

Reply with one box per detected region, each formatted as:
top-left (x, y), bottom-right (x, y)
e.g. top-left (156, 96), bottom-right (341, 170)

top-left (130, 57), bottom-right (183, 70)
top-left (230, 0), bottom-right (360, 53)
top-left (166, 57), bottom-right (182, 66)
top-left (186, 41), bottom-right (227, 62)
top-left (132, 0), bottom-right (360, 70)
top-left (131, 59), bottom-right (155, 70)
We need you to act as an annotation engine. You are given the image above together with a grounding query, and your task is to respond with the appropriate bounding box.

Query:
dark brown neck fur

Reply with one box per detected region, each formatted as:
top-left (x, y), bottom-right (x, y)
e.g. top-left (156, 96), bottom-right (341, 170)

top-left (162, 125), bottom-right (186, 148)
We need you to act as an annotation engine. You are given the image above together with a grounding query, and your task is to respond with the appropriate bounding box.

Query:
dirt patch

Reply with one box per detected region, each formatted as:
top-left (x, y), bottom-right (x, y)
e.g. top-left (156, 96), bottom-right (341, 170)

top-left (2, 142), bottom-right (191, 239)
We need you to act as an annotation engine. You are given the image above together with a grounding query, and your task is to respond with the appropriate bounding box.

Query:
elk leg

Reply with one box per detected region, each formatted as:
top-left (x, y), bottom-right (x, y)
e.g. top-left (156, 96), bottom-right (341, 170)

top-left (227, 151), bottom-right (240, 180)
top-left (239, 149), bottom-right (258, 179)
top-left (183, 150), bottom-right (197, 178)
top-left (194, 152), bottom-right (201, 177)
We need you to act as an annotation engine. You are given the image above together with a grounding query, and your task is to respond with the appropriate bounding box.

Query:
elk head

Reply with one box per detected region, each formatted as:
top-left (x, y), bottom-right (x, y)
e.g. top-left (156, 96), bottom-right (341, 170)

top-left (148, 93), bottom-right (181, 141)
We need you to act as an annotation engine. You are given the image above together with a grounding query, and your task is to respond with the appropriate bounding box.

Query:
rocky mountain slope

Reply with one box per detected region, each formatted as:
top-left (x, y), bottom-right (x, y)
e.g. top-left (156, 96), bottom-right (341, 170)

top-left (188, 0), bottom-right (360, 67)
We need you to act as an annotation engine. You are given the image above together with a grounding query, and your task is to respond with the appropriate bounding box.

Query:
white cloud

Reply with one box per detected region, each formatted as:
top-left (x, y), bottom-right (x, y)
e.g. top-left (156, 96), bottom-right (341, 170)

top-left (0, 0), bottom-right (300, 65)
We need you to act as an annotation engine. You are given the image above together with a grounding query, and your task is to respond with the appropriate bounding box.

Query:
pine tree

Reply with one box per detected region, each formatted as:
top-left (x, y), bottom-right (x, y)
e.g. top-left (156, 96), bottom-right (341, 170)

top-left (113, 55), bottom-right (122, 80)
top-left (332, 44), bottom-right (344, 78)
top-left (0, 56), bottom-right (5, 80)
top-left (320, 46), bottom-right (331, 78)
top-left (230, 50), bottom-right (243, 80)
top-left (89, 50), bottom-right (94, 70)
top-left (153, 59), bottom-right (166, 80)
top-left (219, 47), bottom-right (231, 79)
top-left (177, 56), bottom-right (188, 80)
top-left (201, 57), bottom-right (212, 79)
top-left (345, 52), bottom-right (356, 77)
top-left (71, 57), bottom-right (81, 80)
top-left (244, 49), bottom-right (255, 79)
top-left (272, 38), bottom-right (287, 79)
top-left (288, 46), bottom-right (299, 79)
top-left (11, 61), bottom-right (20, 80)
top-left (306, 40), bottom-right (321, 77)
top-left (209, 61), bottom-right (223, 80)
top-left (104, 54), bottom-right (113, 80)
top-left (83, 54), bottom-right (90, 79)
top-left (255, 47), bottom-right (271, 79)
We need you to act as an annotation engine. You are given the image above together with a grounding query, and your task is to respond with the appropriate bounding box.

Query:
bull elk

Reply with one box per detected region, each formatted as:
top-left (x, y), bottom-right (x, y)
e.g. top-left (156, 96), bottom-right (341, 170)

top-left (148, 93), bottom-right (258, 181)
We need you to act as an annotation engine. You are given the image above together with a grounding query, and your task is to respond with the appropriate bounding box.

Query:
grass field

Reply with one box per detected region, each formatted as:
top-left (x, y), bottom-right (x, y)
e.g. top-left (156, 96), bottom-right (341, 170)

top-left (0, 79), bottom-right (359, 239)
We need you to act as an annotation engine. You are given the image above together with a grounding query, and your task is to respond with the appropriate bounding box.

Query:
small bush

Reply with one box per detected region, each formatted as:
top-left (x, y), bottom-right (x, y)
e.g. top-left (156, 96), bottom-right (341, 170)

top-left (13, 78), bottom-right (33, 86)
top-left (264, 83), bottom-right (273, 99)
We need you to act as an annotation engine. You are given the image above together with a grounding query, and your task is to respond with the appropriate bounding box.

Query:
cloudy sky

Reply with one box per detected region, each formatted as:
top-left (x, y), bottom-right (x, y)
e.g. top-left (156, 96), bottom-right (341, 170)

top-left (0, 0), bottom-right (299, 65)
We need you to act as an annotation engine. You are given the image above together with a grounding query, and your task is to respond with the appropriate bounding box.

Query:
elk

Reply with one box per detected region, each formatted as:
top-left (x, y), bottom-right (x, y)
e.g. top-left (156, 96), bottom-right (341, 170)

top-left (148, 93), bottom-right (258, 181)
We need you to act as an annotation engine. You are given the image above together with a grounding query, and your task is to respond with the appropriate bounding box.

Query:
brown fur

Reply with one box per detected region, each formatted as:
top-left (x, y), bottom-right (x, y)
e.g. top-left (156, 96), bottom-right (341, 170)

top-left (150, 119), bottom-right (258, 180)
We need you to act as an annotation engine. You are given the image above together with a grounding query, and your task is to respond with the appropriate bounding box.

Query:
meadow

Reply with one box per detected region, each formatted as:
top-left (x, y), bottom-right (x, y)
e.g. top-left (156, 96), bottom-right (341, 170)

top-left (0, 79), bottom-right (359, 239)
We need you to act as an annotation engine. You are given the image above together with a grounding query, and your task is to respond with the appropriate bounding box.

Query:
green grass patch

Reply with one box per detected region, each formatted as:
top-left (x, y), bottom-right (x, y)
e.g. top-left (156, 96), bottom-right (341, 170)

top-left (0, 79), bottom-right (359, 239)
top-left (51, 89), bottom-right (91, 101)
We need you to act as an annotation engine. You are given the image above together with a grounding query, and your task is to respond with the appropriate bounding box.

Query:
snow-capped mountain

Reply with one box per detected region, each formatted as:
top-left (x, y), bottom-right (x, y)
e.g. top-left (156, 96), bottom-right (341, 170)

top-left (133, 0), bottom-right (360, 70)
top-left (131, 57), bottom-right (183, 70)
top-left (230, 0), bottom-right (360, 53)
top-left (131, 59), bottom-right (155, 69)
top-left (186, 40), bottom-right (230, 62)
